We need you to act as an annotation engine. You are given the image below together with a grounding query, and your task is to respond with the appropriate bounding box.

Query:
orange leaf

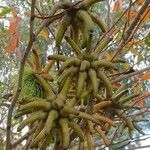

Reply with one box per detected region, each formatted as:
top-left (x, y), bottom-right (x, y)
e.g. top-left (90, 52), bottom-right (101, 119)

top-left (112, 83), bottom-right (121, 89)
top-left (113, 0), bottom-right (122, 12)
top-left (5, 31), bottom-right (19, 53)
top-left (5, 8), bottom-right (21, 54)
top-left (141, 71), bottom-right (150, 80)
top-left (8, 16), bottom-right (21, 33)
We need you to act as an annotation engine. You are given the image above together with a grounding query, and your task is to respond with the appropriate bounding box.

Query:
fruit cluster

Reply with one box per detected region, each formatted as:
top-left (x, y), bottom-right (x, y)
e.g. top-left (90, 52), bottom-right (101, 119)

top-left (15, 0), bottom-right (145, 149)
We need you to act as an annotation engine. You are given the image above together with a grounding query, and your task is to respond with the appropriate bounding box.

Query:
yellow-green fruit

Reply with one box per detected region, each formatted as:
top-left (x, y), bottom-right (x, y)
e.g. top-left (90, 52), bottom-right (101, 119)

top-left (55, 14), bottom-right (72, 47)
top-left (45, 110), bottom-right (58, 135)
top-left (17, 111), bottom-right (47, 131)
top-left (76, 10), bottom-right (94, 32)
top-left (76, 71), bottom-right (87, 98)
top-left (69, 121), bottom-right (84, 141)
top-left (88, 68), bottom-right (98, 97)
top-left (59, 118), bottom-right (70, 149)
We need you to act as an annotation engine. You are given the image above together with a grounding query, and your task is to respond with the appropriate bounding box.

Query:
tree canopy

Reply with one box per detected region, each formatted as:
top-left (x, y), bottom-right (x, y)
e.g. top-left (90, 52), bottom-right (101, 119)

top-left (0, 0), bottom-right (150, 150)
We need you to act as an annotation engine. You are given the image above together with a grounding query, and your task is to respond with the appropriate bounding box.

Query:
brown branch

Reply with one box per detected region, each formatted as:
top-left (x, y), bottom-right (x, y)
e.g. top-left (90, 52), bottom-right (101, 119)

top-left (5, 1), bottom-right (36, 150)
top-left (111, 66), bottom-right (150, 83)
top-left (111, 0), bottom-right (150, 60)
top-left (94, 0), bottom-right (138, 51)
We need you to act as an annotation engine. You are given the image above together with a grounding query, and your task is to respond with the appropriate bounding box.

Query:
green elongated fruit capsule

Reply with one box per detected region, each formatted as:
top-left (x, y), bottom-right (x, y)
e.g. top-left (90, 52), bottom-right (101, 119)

top-left (30, 128), bottom-right (46, 148)
top-left (78, 112), bottom-right (99, 124)
top-left (94, 125), bottom-right (111, 146)
top-left (97, 69), bottom-right (113, 98)
top-left (60, 58), bottom-right (81, 73)
top-left (81, 0), bottom-right (104, 10)
top-left (69, 121), bottom-right (84, 141)
top-left (92, 37), bottom-right (112, 60)
top-left (93, 114), bottom-right (115, 127)
top-left (14, 109), bottom-right (32, 118)
top-left (111, 89), bottom-right (128, 102)
top-left (111, 58), bottom-right (126, 63)
top-left (119, 93), bottom-right (139, 105)
top-left (128, 128), bottom-right (133, 139)
top-left (66, 97), bottom-right (77, 107)
top-left (59, 75), bottom-right (73, 98)
top-left (58, 66), bottom-right (79, 85)
top-left (65, 36), bottom-right (83, 59)
top-left (17, 111), bottom-right (47, 131)
top-left (20, 100), bottom-right (51, 111)
top-left (116, 111), bottom-right (134, 131)
top-left (80, 90), bottom-right (89, 100)
top-left (59, 118), bottom-right (70, 149)
top-left (70, 23), bottom-right (79, 44)
top-left (45, 109), bottom-right (59, 135)
top-left (76, 10), bottom-right (94, 32)
top-left (55, 14), bottom-right (72, 47)
top-left (133, 122), bottom-right (145, 135)
top-left (90, 13), bottom-right (107, 33)
top-left (76, 71), bottom-right (87, 98)
top-left (93, 101), bottom-right (112, 113)
top-left (91, 60), bottom-right (117, 70)
top-left (60, 107), bottom-right (79, 116)
top-left (48, 54), bottom-right (69, 62)
top-left (85, 131), bottom-right (93, 150)
top-left (74, 18), bottom-right (89, 49)
top-left (35, 74), bottom-right (56, 101)
top-left (88, 68), bottom-right (98, 97)
top-left (113, 84), bottom-right (128, 97)
top-left (80, 60), bottom-right (90, 72)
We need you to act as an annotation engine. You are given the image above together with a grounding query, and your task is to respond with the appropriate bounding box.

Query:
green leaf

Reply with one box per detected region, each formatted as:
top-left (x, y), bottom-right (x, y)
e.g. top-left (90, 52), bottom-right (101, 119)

top-left (145, 33), bottom-right (150, 47)
top-left (0, 7), bottom-right (12, 18)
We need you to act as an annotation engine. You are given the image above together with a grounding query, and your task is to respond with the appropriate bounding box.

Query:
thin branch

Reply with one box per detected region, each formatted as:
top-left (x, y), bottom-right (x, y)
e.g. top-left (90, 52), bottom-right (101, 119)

top-left (5, 1), bottom-right (36, 150)
top-left (111, 66), bottom-right (150, 83)
top-left (94, 0), bottom-right (138, 51)
top-left (111, 0), bottom-right (150, 60)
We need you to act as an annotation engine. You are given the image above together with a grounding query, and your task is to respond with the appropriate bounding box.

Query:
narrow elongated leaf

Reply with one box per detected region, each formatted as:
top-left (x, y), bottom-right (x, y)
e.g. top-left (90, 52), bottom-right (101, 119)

top-left (0, 7), bottom-right (12, 17)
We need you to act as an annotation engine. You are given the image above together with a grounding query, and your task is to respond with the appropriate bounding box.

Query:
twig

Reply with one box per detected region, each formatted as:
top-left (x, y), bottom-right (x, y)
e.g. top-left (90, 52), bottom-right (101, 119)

top-left (94, 0), bottom-right (138, 51)
top-left (111, 66), bottom-right (150, 83)
top-left (111, 0), bottom-right (150, 60)
top-left (5, 1), bottom-right (36, 150)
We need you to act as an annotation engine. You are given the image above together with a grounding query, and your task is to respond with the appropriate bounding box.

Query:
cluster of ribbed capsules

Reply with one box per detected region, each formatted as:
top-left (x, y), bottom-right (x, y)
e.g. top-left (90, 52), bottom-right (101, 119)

top-left (15, 0), bottom-right (144, 149)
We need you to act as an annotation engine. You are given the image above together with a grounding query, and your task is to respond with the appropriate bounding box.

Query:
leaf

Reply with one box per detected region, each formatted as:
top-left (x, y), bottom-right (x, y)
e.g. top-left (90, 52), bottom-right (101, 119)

top-left (0, 7), bottom-right (12, 18)
top-left (38, 29), bottom-right (49, 41)
top-left (145, 33), bottom-right (150, 47)
top-left (8, 16), bottom-right (21, 33)
top-left (113, 0), bottom-right (122, 12)
top-left (112, 83), bottom-right (121, 89)
top-left (5, 8), bottom-right (21, 53)
top-left (141, 71), bottom-right (150, 80)
top-left (5, 31), bottom-right (19, 53)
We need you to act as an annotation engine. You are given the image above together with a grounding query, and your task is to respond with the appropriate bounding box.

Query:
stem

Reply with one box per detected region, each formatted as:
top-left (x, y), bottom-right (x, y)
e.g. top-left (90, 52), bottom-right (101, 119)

top-left (5, 1), bottom-right (36, 149)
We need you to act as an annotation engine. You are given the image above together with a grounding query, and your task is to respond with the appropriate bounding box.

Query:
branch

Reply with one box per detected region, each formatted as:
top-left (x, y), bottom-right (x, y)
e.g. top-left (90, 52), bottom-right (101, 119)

top-left (111, 0), bottom-right (150, 60)
top-left (5, 1), bottom-right (36, 150)
top-left (111, 66), bottom-right (150, 83)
